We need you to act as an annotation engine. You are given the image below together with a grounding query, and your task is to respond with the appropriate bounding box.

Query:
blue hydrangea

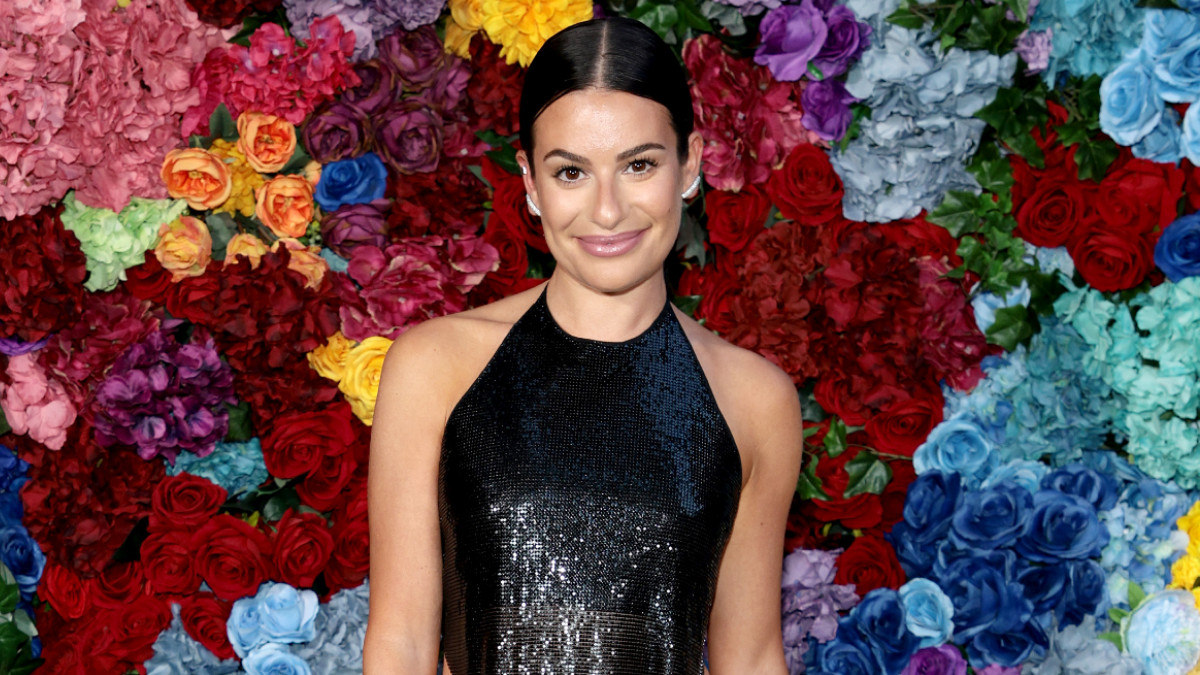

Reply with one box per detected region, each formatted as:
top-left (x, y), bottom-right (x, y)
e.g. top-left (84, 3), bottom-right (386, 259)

top-left (1021, 615), bottom-right (1143, 674)
top-left (832, 0), bottom-right (1016, 222)
top-left (291, 580), bottom-right (370, 675)
top-left (1030, 0), bottom-right (1145, 83)
top-left (145, 604), bottom-right (241, 675)
top-left (167, 439), bottom-right (269, 497)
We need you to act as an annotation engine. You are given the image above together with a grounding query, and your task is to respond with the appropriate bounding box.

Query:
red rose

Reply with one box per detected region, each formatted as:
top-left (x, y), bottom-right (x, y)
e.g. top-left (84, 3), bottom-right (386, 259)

top-left (1184, 159), bottom-right (1200, 213)
top-left (1094, 156), bottom-right (1185, 236)
top-left (297, 452), bottom-right (358, 512)
top-left (109, 595), bottom-right (172, 664)
top-left (676, 254), bottom-right (740, 336)
top-left (483, 156), bottom-right (548, 253)
top-left (865, 394), bottom-right (944, 457)
top-left (149, 473), bottom-right (228, 532)
top-left (706, 186), bottom-right (771, 253)
top-left (880, 460), bottom-right (917, 531)
top-left (71, 613), bottom-right (122, 674)
top-left (181, 593), bottom-right (236, 660)
top-left (1069, 226), bottom-right (1154, 292)
top-left (141, 529), bottom-right (201, 595)
top-left (1013, 180), bottom-right (1090, 248)
top-left (325, 516), bottom-right (370, 594)
top-left (472, 203), bottom-right (543, 302)
top-left (122, 254), bottom-right (173, 306)
top-left (833, 534), bottom-right (907, 594)
top-left (193, 514), bottom-right (275, 601)
top-left (41, 563), bottom-right (90, 620)
top-left (767, 144), bottom-right (844, 225)
top-left (91, 561), bottom-right (148, 610)
top-left (272, 509), bottom-right (335, 588)
top-left (807, 447), bottom-right (883, 530)
top-left (261, 401), bottom-right (357, 480)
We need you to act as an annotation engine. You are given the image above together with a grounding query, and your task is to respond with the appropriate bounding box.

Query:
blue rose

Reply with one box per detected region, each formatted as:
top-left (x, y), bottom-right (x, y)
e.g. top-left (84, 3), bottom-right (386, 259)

top-left (981, 460), bottom-right (1048, 494)
top-left (1154, 33), bottom-right (1200, 103)
top-left (1017, 491), bottom-right (1108, 562)
top-left (228, 594), bottom-right (266, 659)
top-left (1100, 58), bottom-right (1164, 146)
top-left (313, 152), bottom-right (388, 213)
top-left (242, 643), bottom-right (312, 675)
top-left (1141, 10), bottom-right (1199, 58)
top-left (914, 416), bottom-right (998, 485)
top-left (887, 522), bottom-right (937, 578)
top-left (1059, 559), bottom-right (1106, 626)
top-left (1016, 562), bottom-right (1068, 617)
top-left (1133, 107), bottom-right (1183, 164)
top-left (967, 619), bottom-right (1048, 668)
top-left (813, 616), bottom-right (875, 675)
top-left (1155, 212), bottom-right (1200, 282)
top-left (0, 446), bottom-right (28, 497)
top-left (1184, 101), bottom-right (1200, 166)
top-left (848, 588), bottom-right (920, 675)
top-left (941, 551), bottom-right (1032, 641)
top-left (258, 583), bottom-right (318, 644)
top-left (0, 525), bottom-right (44, 597)
top-left (899, 579), bottom-right (955, 648)
top-left (950, 480), bottom-right (1033, 551)
top-left (1041, 464), bottom-right (1120, 511)
top-left (887, 471), bottom-right (963, 576)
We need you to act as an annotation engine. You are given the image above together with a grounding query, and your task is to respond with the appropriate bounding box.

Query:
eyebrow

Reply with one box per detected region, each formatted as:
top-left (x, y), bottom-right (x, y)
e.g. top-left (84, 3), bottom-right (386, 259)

top-left (542, 143), bottom-right (667, 165)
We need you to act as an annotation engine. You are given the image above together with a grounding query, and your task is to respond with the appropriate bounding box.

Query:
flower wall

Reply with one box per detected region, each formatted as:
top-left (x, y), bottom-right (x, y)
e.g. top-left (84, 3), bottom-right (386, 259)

top-left (4, 0), bottom-right (1200, 673)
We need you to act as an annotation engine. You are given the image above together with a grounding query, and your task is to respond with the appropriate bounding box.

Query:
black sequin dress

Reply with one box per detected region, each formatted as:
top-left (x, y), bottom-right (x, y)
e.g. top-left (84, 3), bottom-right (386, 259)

top-left (438, 284), bottom-right (743, 675)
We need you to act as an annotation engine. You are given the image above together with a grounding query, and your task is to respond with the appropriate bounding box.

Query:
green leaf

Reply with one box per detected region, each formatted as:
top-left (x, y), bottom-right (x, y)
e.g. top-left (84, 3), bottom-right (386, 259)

top-left (823, 418), bottom-right (849, 458)
top-left (1004, 131), bottom-right (1046, 168)
top-left (806, 61), bottom-right (825, 80)
top-left (632, 2), bottom-right (681, 39)
top-left (842, 452), bottom-right (893, 498)
top-left (484, 144), bottom-right (520, 176)
top-left (676, 210), bottom-right (707, 265)
top-left (673, 294), bottom-right (702, 317)
top-left (986, 305), bottom-right (1035, 351)
top-left (1108, 607), bottom-right (1130, 623)
top-left (1097, 631), bottom-right (1123, 651)
top-left (262, 488), bottom-right (302, 521)
top-left (224, 400), bottom-right (254, 442)
top-left (797, 455), bottom-right (832, 500)
top-left (967, 145), bottom-right (1015, 195)
top-left (0, 567), bottom-right (17, 615)
top-left (1136, 0), bottom-right (1182, 9)
top-left (466, 163), bottom-right (489, 190)
top-left (205, 212), bottom-right (238, 262)
top-left (1074, 137), bottom-right (1120, 181)
top-left (835, 103), bottom-right (871, 151)
top-left (13, 609), bottom-right (35, 638)
top-left (277, 143), bottom-right (312, 176)
top-left (1002, 0), bottom-right (1030, 21)
top-left (928, 191), bottom-right (983, 236)
top-left (886, 5), bottom-right (928, 29)
top-left (208, 104), bottom-right (237, 143)
top-left (1128, 581), bottom-right (1147, 611)
top-left (0, 408), bottom-right (9, 436)
top-left (676, 0), bottom-right (715, 32)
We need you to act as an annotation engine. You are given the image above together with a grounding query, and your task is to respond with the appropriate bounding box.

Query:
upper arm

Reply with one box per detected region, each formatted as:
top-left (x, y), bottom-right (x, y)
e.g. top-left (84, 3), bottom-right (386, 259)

top-left (706, 358), bottom-right (804, 675)
top-left (363, 319), bottom-right (455, 674)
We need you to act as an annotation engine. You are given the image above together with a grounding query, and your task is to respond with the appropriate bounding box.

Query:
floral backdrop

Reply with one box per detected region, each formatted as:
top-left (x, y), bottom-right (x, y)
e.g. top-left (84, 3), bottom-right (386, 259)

top-left (5, 0), bottom-right (1200, 672)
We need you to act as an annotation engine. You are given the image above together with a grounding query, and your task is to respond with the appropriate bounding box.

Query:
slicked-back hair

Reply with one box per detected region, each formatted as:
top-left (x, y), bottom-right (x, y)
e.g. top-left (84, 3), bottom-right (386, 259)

top-left (518, 17), bottom-right (695, 174)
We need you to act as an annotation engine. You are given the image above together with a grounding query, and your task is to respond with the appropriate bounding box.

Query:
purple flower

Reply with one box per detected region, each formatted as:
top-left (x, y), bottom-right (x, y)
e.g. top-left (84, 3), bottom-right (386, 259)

top-left (379, 25), bottom-right (451, 93)
top-left (367, 0), bottom-right (447, 32)
top-left (375, 100), bottom-right (444, 174)
top-left (781, 548), bottom-right (859, 672)
top-left (344, 59), bottom-right (398, 115)
top-left (802, 78), bottom-right (857, 140)
top-left (1016, 29), bottom-right (1053, 74)
top-left (321, 199), bottom-right (390, 257)
top-left (812, 6), bottom-right (872, 78)
top-left (754, 0), bottom-right (828, 81)
top-left (901, 645), bottom-right (968, 675)
top-left (302, 100), bottom-right (373, 164)
top-left (0, 336), bottom-right (49, 357)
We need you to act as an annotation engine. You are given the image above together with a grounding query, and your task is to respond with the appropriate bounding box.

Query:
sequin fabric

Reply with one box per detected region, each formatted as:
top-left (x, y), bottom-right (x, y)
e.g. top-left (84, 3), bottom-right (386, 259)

top-left (438, 285), bottom-right (743, 675)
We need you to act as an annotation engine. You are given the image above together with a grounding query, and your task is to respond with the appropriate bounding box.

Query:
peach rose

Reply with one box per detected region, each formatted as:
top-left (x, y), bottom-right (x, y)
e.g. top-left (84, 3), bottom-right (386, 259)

top-left (226, 233), bottom-right (269, 268)
top-left (161, 148), bottom-right (233, 211)
top-left (302, 160), bottom-right (322, 188)
top-left (271, 237), bottom-right (328, 289)
top-left (155, 216), bottom-right (213, 281)
top-left (255, 175), bottom-right (314, 238)
top-left (236, 112), bottom-right (298, 174)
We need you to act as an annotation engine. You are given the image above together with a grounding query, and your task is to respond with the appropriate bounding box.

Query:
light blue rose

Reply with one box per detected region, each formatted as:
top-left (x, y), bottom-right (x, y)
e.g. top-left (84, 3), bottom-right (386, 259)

top-left (981, 459), bottom-right (1049, 494)
top-left (243, 643), bottom-right (312, 675)
top-left (1100, 58), bottom-right (1164, 146)
top-left (1122, 590), bottom-right (1200, 675)
top-left (259, 583), bottom-right (319, 645)
top-left (1182, 101), bottom-right (1200, 166)
top-left (913, 415), bottom-right (999, 485)
top-left (1133, 106), bottom-right (1183, 163)
top-left (898, 578), bottom-right (955, 648)
top-left (228, 593), bottom-right (266, 659)
top-left (1154, 32), bottom-right (1200, 103)
top-left (1141, 10), bottom-right (1199, 57)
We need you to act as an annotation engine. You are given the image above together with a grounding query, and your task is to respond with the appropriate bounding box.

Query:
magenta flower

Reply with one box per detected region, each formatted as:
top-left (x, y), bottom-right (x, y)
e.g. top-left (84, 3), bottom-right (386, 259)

top-left (754, 0), bottom-right (828, 82)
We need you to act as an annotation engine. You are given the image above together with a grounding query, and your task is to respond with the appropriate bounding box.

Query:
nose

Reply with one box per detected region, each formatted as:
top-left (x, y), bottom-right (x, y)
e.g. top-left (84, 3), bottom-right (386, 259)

top-left (590, 174), bottom-right (625, 231)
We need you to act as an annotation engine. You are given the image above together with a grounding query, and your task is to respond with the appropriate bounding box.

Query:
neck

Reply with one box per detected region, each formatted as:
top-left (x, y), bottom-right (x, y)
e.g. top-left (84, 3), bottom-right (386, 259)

top-left (543, 271), bottom-right (669, 343)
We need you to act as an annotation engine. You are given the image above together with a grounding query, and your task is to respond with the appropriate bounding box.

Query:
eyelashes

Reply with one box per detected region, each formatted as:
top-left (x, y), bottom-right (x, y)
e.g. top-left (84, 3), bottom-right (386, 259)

top-left (552, 156), bottom-right (660, 183)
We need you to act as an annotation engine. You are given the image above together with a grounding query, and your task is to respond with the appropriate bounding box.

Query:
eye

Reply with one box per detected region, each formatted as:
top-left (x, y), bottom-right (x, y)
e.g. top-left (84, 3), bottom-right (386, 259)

top-left (628, 157), bottom-right (658, 174)
top-left (553, 165), bottom-right (585, 183)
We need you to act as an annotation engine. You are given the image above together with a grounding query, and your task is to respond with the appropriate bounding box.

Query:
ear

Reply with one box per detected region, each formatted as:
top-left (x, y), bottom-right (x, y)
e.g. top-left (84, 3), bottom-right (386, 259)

top-left (516, 150), bottom-right (538, 207)
top-left (683, 130), bottom-right (704, 190)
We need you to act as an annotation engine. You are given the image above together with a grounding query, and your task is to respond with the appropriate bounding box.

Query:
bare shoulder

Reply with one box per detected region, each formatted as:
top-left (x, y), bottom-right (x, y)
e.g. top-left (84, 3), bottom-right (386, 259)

top-left (673, 308), bottom-right (802, 478)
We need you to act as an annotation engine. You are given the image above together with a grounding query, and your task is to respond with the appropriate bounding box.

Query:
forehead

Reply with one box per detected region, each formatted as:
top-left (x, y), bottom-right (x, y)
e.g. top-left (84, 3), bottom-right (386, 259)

top-left (533, 89), bottom-right (675, 158)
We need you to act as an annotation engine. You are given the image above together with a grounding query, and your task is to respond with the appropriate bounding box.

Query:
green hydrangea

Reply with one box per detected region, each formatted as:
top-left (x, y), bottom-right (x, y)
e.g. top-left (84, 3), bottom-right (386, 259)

top-left (59, 191), bottom-right (188, 292)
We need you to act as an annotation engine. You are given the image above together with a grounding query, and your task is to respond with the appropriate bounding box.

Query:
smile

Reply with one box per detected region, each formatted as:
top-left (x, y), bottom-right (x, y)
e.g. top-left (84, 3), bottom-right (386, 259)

top-left (576, 229), bottom-right (648, 257)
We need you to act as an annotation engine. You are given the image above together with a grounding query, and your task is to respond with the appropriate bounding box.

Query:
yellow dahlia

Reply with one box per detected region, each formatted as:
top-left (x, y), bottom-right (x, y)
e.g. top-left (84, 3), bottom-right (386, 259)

top-left (476, 0), bottom-right (592, 67)
top-left (1171, 554), bottom-right (1200, 592)
top-left (209, 139), bottom-right (265, 218)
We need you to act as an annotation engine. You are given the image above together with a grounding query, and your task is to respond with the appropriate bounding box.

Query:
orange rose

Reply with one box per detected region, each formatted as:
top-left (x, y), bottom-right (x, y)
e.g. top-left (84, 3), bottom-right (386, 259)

top-left (226, 233), bottom-right (269, 268)
top-left (271, 237), bottom-right (328, 289)
top-left (161, 148), bottom-right (232, 211)
top-left (236, 112), bottom-right (298, 174)
top-left (255, 175), bottom-right (314, 238)
top-left (155, 216), bottom-right (213, 281)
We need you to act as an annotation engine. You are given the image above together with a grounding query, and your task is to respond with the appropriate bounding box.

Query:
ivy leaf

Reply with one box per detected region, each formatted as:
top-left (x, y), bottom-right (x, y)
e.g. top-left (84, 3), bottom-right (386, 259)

top-left (835, 103), bottom-right (871, 152)
top-left (1002, 0), bottom-right (1029, 22)
top-left (968, 145), bottom-right (1015, 195)
top-left (1074, 137), bottom-right (1119, 181)
top-left (484, 143), bottom-right (521, 175)
top-left (224, 400), bottom-right (255, 442)
top-left (928, 190), bottom-right (983, 236)
top-left (797, 455), bottom-right (832, 500)
top-left (886, 5), bottom-right (928, 29)
top-left (986, 305), bottom-right (1034, 351)
top-left (262, 487), bottom-right (302, 521)
top-left (823, 418), bottom-right (849, 458)
top-left (842, 452), bottom-right (893, 498)
top-left (677, 0), bottom-right (715, 32)
top-left (673, 294), bottom-right (702, 317)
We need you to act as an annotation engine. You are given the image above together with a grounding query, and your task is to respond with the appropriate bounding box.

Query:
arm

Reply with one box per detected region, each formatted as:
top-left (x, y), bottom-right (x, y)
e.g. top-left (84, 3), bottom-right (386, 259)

top-left (705, 362), bottom-right (804, 675)
top-left (363, 320), bottom-right (453, 675)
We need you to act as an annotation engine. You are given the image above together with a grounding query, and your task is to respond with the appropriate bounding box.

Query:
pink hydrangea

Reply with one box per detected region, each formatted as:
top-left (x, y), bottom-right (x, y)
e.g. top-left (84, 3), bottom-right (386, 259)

top-left (0, 353), bottom-right (78, 451)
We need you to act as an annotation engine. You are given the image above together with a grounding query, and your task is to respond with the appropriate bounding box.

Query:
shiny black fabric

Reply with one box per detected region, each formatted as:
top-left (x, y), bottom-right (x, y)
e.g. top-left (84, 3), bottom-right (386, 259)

top-left (438, 285), bottom-right (743, 675)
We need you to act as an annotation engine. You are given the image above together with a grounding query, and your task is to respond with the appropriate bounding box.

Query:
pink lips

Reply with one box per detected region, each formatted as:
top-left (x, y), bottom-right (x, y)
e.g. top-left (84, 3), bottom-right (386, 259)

top-left (576, 229), bottom-right (647, 257)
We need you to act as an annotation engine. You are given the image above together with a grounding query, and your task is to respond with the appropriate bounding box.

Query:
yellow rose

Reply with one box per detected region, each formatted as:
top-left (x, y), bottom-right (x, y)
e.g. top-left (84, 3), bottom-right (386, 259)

top-left (154, 216), bottom-right (213, 281)
top-left (161, 148), bottom-right (232, 211)
top-left (308, 331), bottom-right (354, 382)
top-left (340, 336), bottom-right (393, 425)
top-left (271, 237), bottom-right (328, 289)
top-left (226, 233), bottom-right (269, 268)
top-left (236, 111), bottom-right (297, 174)
top-left (255, 175), bottom-right (314, 239)
top-left (1171, 555), bottom-right (1200, 590)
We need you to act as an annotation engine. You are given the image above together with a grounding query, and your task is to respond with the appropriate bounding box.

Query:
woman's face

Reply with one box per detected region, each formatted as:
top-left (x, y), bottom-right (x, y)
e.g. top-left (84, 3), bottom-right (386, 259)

top-left (516, 88), bottom-right (703, 296)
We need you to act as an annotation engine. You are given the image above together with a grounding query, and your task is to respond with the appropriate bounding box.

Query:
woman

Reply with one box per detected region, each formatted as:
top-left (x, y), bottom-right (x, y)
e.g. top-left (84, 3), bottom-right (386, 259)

top-left (363, 17), bottom-right (803, 675)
